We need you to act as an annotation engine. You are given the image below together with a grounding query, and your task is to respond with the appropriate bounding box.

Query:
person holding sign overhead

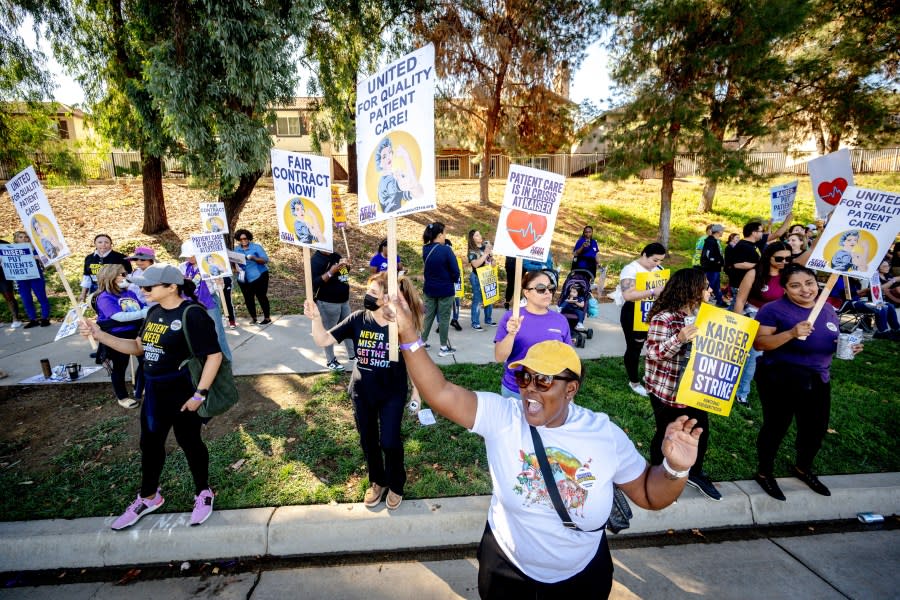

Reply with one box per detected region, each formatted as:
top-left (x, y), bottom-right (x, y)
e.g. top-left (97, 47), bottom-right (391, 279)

top-left (384, 290), bottom-right (703, 597)
top-left (304, 272), bottom-right (425, 510)
top-left (467, 229), bottom-right (497, 331)
top-left (752, 265), bottom-right (863, 501)
top-left (644, 268), bottom-right (721, 501)
top-left (613, 243), bottom-right (667, 397)
top-left (494, 270), bottom-right (572, 399)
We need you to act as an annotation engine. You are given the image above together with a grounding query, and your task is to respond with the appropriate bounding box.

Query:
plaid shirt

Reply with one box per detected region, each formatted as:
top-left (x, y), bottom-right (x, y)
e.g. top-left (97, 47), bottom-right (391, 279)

top-left (643, 309), bottom-right (691, 407)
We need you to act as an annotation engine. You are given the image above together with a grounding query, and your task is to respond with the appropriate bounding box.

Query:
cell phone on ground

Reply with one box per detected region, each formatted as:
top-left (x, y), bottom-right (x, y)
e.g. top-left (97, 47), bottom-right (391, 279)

top-left (857, 512), bottom-right (884, 524)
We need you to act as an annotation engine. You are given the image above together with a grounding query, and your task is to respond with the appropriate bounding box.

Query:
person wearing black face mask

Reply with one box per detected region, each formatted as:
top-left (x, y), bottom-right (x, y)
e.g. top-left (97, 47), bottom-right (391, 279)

top-left (310, 249), bottom-right (355, 370)
top-left (304, 272), bottom-right (425, 510)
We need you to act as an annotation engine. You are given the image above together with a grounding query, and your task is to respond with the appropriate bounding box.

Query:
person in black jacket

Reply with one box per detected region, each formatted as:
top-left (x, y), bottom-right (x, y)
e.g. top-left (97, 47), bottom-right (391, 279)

top-left (311, 249), bottom-right (356, 371)
top-left (700, 224), bottom-right (727, 307)
top-left (78, 234), bottom-right (132, 302)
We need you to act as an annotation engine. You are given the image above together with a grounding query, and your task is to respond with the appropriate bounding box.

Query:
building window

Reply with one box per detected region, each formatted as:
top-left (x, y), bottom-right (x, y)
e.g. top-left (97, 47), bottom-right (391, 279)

top-left (519, 156), bottom-right (550, 171)
top-left (57, 119), bottom-right (70, 140)
top-left (473, 157), bottom-right (496, 178)
top-left (275, 114), bottom-right (308, 136)
top-left (438, 157), bottom-right (460, 178)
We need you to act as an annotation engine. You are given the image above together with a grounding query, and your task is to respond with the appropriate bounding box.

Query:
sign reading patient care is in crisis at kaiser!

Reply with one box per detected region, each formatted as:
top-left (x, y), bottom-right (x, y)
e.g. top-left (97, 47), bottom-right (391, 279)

top-left (808, 149), bottom-right (854, 220)
top-left (806, 185), bottom-right (900, 279)
top-left (271, 149), bottom-right (333, 252)
top-left (190, 233), bottom-right (232, 280)
top-left (6, 166), bottom-right (70, 265)
top-left (356, 44), bottom-right (435, 225)
top-left (676, 304), bottom-right (759, 417)
top-left (491, 165), bottom-right (566, 261)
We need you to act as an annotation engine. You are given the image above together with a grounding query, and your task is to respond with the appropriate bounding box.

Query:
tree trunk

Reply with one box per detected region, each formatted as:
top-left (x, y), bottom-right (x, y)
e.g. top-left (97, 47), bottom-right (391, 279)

top-left (347, 141), bottom-right (358, 194)
top-left (698, 179), bottom-right (717, 213)
top-left (140, 154), bottom-right (168, 235)
top-left (658, 160), bottom-right (675, 247)
top-left (479, 113), bottom-right (496, 205)
top-left (222, 171), bottom-right (263, 233)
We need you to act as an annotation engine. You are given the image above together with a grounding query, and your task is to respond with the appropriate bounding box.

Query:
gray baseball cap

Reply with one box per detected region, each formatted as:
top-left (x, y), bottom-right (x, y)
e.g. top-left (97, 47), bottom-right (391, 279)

top-left (710, 224), bottom-right (725, 234)
top-left (130, 263), bottom-right (184, 286)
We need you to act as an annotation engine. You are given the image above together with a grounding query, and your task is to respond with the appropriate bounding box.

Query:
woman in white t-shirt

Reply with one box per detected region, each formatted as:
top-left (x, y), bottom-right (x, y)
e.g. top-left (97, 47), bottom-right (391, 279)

top-left (386, 294), bottom-right (701, 597)
top-left (613, 242), bottom-right (667, 397)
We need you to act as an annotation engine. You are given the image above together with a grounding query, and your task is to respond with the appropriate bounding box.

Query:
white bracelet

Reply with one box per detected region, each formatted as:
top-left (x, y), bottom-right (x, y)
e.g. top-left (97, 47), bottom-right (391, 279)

top-left (662, 457), bottom-right (690, 479)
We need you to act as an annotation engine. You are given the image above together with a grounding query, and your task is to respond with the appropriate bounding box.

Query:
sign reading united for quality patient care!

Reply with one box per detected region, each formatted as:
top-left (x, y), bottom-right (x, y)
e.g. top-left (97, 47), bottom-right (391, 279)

top-left (199, 202), bottom-right (228, 234)
top-left (190, 233), bottom-right (232, 280)
top-left (676, 304), bottom-right (759, 417)
top-left (633, 269), bottom-right (670, 332)
top-left (491, 165), bottom-right (566, 262)
top-left (356, 44), bottom-right (435, 225)
top-left (806, 185), bottom-right (900, 280)
top-left (271, 149), bottom-right (333, 252)
top-left (6, 166), bottom-right (70, 265)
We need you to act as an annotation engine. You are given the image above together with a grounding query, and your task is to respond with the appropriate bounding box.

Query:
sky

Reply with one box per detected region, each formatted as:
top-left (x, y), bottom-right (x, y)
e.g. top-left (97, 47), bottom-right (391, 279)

top-left (22, 21), bottom-right (612, 109)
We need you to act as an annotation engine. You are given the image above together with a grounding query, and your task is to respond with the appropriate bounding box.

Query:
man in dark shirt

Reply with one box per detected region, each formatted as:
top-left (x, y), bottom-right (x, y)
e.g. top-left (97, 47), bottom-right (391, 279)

top-left (700, 224), bottom-right (727, 307)
top-left (724, 221), bottom-right (765, 295)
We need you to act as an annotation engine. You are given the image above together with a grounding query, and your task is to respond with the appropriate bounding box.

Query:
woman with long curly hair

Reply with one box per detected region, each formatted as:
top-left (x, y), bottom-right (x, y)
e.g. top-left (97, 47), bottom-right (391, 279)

top-left (305, 272), bottom-right (425, 510)
top-left (644, 268), bottom-right (722, 500)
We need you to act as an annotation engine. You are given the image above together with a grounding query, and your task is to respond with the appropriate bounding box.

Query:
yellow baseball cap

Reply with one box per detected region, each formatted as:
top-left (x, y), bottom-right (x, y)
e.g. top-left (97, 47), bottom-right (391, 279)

top-left (508, 340), bottom-right (581, 376)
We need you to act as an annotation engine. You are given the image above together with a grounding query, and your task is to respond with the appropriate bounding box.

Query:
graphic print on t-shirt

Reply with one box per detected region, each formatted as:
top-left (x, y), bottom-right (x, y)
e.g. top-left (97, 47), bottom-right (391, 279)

top-left (515, 447), bottom-right (596, 517)
top-left (118, 297), bottom-right (142, 312)
top-left (142, 320), bottom-right (171, 363)
top-left (356, 328), bottom-right (390, 369)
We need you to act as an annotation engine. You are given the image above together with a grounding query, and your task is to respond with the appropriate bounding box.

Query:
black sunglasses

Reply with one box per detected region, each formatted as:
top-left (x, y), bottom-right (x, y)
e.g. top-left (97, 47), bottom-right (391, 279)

top-left (514, 369), bottom-right (576, 391)
top-left (772, 255), bottom-right (789, 263)
top-left (140, 283), bottom-right (168, 292)
top-left (525, 284), bottom-right (556, 294)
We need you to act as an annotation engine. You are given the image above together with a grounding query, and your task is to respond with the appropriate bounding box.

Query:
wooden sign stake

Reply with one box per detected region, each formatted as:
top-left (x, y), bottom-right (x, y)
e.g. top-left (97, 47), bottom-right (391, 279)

top-left (55, 262), bottom-right (96, 349)
top-left (512, 258), bottom-right (523, 321)
top-left (302, 247), bottom-right (314, 309)
top-left (387, 218), bottom-right (399, 362)
top-left (799, 272), bottom-right (839, 340)
top-left (341, 228), bottom-right (351, 261)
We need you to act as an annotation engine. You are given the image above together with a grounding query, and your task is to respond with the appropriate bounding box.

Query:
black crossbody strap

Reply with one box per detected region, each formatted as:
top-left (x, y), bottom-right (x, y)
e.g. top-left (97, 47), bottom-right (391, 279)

top-left (529, 425), bottom-right (603, 532)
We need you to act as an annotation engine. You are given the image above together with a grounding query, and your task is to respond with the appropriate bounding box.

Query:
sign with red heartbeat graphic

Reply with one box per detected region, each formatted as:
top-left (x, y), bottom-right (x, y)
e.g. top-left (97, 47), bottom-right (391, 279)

top-left (808, 149), bottom-right (854, 220)
top-left (492, 165), bottom-right (566, 260)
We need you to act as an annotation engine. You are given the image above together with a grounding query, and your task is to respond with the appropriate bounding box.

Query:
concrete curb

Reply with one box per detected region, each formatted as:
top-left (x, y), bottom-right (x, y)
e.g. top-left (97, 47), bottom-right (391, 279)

top-left (1, 473), bottom-right (897, 572)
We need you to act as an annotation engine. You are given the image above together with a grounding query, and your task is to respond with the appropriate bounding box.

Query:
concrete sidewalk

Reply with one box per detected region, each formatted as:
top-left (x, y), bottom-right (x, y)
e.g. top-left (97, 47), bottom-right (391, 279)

top-left (1, 472), bottom-right (897, 572)
top-left (0, 304), bottom-right (626, 385)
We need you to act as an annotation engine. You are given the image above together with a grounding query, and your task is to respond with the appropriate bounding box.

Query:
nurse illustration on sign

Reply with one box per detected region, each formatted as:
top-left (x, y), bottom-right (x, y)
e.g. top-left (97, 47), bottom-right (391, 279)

top-left (290, 197), bottom-right (324, 245)
top-left (829, 230), bottom-right (870, 273)
top-left (375, 136), bottom-right (423, 214)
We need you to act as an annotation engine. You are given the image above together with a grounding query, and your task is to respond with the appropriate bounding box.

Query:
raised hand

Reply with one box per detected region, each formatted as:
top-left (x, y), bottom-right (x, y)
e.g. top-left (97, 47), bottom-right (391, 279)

top-left (661, 415), bottom-right (701, 472)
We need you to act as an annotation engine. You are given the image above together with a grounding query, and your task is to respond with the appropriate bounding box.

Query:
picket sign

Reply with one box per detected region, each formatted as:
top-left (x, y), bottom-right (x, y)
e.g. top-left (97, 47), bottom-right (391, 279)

top-left (54, 263), bottom-right (96, 350)
top-left (798, 273), bottom-right (839, 341)
top-left (512, 258), bottom-right (524, 321)
top-left (387, 218), bottom-right (399, 362)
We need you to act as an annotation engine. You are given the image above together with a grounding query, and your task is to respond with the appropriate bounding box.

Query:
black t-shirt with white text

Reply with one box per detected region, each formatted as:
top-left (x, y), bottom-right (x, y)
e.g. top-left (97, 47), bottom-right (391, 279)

top-left (329, 310), bottom-right (407, 394)
top-left (724, 240), bottom-right (761, 287)
top-left (83, 250), bottom-right (132, 283)
top-left (140, 302), bottom-right (221, 376)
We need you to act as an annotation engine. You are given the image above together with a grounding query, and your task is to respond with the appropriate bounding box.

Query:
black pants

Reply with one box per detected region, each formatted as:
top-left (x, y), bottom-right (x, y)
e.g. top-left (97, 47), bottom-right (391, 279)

top-left (477, 523), bottom-right (613, 599)
top-left (105, 327), bottom-right (143, 401)
top-left (504, 256), bottom-right (523, 305)
top-left (649, 393), bottom-right (709, 475)
top-left (237, 271), bottom-right (270, 321)
top-left (352, 386), bottom-right (407, 495)
top-left (755, 363), bottom-right (831, 475)
top-left (140, 369), bottom-right (209, 496)
top-left (619, 302), bottom-right (647, 384)
top-left (221, 276), bottom-right (235, 322)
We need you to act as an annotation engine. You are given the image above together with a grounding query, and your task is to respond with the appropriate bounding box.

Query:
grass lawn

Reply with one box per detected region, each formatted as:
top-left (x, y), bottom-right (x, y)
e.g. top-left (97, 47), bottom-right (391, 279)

top-left (0, 339), bottom-right (897, 521)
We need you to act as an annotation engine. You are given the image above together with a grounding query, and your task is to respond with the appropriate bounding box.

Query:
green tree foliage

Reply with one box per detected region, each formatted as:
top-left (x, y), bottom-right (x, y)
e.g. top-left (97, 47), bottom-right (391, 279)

top-left (144, 0), bottom-right (310, 231)
top-left (305, 0), bottom-right (420, 194)
top-left (772, 0), bottom-right (900, 155)
top-left (55, 0), bottom-right (178, 233)
top-left (602, 0), bottom-right (806, 240)
top-left (418, 0), bottom-right (602, 204)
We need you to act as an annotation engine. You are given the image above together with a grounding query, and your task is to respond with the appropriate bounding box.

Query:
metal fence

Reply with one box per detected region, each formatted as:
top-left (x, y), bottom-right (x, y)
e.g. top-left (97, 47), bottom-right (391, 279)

top-left (3, 148), bottom-right (899, 183)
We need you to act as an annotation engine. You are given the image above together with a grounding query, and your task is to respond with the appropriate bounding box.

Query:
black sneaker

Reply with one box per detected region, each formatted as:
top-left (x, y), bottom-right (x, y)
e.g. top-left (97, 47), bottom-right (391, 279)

top-left (754, 473), bottom-right (786, 501)
top-left (450, 319), bottom-right (462, 331)
top-left (325, 359), bottom-right (344, 371)
top-left (23, 320), bottom-right (39, 329)
top-left (40, 318), bottom-right (51, 327)
top-left (687, 473), bottom-right (722, 501)
top-left (790, 465), bottom-right (830, 496)
top-left (259, 318), bottom-right (272, 325)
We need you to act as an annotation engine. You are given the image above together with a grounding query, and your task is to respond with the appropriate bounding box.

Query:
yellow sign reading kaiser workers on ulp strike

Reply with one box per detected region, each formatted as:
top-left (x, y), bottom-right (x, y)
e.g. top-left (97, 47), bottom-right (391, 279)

top-left (676, 304), bottom-right (759, 417)
top-left (633, 269), bottom-right (670, 332)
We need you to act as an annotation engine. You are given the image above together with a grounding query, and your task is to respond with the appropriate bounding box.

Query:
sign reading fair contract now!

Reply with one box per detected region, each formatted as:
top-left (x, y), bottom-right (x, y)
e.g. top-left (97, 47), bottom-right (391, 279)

top-left (676, 304), bottom-right (759, 417)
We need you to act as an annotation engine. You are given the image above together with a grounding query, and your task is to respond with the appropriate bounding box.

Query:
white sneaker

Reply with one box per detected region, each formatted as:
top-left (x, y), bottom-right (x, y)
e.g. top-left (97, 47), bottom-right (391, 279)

top-left (575, 323), bottom-right (587, 331)
top-left (629, 382), bottom-right (649, 397)
top-left (10, 320), bottom-right (24, 329)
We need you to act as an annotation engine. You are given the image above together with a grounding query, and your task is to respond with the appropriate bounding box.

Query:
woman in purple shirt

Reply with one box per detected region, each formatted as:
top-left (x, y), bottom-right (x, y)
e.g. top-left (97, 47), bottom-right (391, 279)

top-left (752, 265), bottom-right (862, 501)
top-left (494, 270), bottom-right (572, 399)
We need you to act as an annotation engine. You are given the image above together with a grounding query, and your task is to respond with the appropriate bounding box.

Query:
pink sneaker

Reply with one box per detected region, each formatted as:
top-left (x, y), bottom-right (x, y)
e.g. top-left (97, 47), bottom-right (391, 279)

top-left (111, 490), bottom-right (164, 530)
top-left (190, 488), bottom-right (215, 526)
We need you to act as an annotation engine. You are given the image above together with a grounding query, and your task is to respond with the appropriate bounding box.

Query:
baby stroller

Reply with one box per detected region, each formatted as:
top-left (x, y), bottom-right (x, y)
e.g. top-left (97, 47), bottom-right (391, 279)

top-left (558, 269), bottom-right (595, 348)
